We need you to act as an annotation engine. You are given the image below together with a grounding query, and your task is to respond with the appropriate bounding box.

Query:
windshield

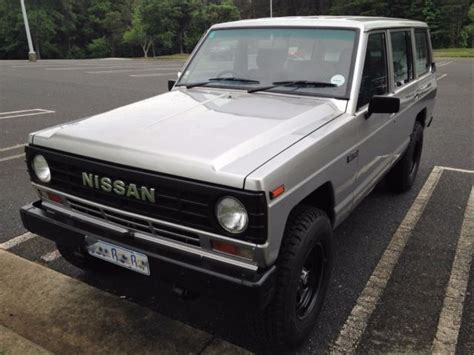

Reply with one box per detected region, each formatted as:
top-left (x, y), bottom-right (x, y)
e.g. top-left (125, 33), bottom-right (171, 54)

top-left (178, 27), bottom-right (357, 98)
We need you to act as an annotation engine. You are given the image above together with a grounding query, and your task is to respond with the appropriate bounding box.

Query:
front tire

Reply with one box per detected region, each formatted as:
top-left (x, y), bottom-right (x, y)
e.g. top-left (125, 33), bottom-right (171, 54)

top-left (387, 121), bottom-right (424, 193)
top-left (258, 205), bottom-right (333, 348)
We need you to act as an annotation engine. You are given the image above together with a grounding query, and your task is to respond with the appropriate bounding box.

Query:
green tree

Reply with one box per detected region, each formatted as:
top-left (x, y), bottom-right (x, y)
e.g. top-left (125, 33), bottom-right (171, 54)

top-left (171, 0), bottom-right (200, 54)
top-left (141, 0), bottom-right (177, 55)
top-left (422, 0), bottom-right (444, 48)
top-left (87, 0), bottom-right (132, 57)
top-left (123, 2), bottom-right (153, 57)
top-left (186, 0), bottom-right (240, 50)
top-left (330, 0), bottom-right (387, 16)
top-left (0, 0), bottom-right (26, 59)
top-left (463, 4), bottom-right (474, 48)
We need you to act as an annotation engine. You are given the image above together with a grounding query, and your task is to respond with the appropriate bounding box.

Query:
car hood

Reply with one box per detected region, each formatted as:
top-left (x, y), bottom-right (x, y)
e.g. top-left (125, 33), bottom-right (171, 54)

top-left (31, 88), bottom-right (343, 188)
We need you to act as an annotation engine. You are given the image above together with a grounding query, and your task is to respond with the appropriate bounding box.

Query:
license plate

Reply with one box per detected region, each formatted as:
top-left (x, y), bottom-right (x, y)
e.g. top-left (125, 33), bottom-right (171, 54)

top-left (87, 240), bottom-right (150, 275)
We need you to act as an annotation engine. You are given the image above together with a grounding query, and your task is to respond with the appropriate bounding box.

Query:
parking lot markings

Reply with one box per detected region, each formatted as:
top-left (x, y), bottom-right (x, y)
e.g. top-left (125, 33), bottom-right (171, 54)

top-left (130, 73), bottom-right (178, 78)
top-left (0, 108), bottom-right (55, 121)
top-left (86, 67), bottom-right (181, 74)
top-left (44, 65), bottom-right (168, 71)
top-left (436, 165), bottom-right (474, 174)
top-left (437, 74), bottom-right (448, 81)
top-left (0, 233), bottom-right (36, 250)
top-left (331, 166), bottom-right (444, 353)
top-left (437, 61), bottom-right (453, 67)
top-left (0, 144), bottom-right (25, 153)
top-left (432, 186), bottom-right (474, 353)
top-left (0, 153), bottom-right (25, 163)
top-left (40, 250), bottom-right (61, 263)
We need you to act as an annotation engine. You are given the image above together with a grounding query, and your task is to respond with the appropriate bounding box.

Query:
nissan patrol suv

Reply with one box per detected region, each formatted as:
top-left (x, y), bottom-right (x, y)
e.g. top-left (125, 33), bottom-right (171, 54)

top-left (20, 17), bottom-right (437, 346)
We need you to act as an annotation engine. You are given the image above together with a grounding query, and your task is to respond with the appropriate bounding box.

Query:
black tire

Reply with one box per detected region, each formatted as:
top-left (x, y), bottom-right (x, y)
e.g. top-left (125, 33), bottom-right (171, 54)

top-left (386, 121), bottom-right (424, 193)
top-left (56, 243), bottom-right (115, 272)
top-left (256, 205), bottom-right (333, 349)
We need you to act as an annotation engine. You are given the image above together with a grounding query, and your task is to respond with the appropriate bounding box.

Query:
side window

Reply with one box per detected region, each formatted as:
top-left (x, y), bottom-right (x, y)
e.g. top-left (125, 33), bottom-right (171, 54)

top-left (414, 29), bottom-right (431, 76)
top-left (390, 31), bottom-right (414, 87)
top-left (357, 32), bottom-right (388, 110)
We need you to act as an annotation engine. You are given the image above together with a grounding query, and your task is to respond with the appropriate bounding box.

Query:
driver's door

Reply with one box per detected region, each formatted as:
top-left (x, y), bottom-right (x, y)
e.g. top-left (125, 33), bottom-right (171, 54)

top-left (353, 31), bottom-right (397, 205)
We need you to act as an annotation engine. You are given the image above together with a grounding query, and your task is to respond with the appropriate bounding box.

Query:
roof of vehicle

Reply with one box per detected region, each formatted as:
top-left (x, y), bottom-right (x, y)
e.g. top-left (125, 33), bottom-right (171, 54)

top-left (212, 16), bottom-right (428, 31)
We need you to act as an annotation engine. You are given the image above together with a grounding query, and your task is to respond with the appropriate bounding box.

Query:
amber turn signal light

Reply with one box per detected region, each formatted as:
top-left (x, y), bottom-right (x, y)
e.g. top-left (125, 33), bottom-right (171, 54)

top-left (46, 192), bottom-right (63, 204)
top-left (270, 185), bottom-right (285, 199)
top-left (211, 240), bottom-right (253, 260)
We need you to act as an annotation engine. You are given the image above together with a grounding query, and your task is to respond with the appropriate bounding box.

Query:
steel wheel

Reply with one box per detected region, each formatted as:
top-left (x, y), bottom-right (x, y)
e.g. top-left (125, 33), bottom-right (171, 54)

top-left (296, 242), bottom-right (326, 319)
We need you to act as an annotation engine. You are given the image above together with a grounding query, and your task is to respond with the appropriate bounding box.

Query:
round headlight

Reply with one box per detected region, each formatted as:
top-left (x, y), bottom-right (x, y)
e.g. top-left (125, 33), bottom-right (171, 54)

top-left (32, 155), bottom-right (51, 183)
top-left (216, 196), bottom-right (248, 234)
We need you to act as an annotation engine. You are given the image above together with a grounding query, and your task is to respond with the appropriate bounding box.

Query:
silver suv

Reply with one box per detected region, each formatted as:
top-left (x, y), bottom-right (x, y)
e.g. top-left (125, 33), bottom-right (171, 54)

top-left (21, 16), bottom-right (437, 347)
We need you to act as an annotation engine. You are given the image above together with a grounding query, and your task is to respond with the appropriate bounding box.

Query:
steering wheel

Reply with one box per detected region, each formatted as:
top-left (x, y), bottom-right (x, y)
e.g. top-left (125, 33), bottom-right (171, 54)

top-left (216, 70), bottom-right (240, 78)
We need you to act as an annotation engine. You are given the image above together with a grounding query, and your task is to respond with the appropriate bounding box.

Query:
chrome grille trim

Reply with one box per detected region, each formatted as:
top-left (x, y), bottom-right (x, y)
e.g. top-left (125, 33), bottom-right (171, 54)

top-left (33, 182), bottom-right (260, 248)
top-left (66, 199), bottom-right (201, 247)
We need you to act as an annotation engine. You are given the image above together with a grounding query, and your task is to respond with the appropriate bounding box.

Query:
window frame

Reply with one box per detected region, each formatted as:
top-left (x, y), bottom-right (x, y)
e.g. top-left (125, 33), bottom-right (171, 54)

top-left (413, 28), bottom-right (432, 78)
top-left (388, 29), bottom-right (415, 90)
top-left (356, 29), bottom-right (390, 111)
top-left (176, 26), bottom-right (360, 100)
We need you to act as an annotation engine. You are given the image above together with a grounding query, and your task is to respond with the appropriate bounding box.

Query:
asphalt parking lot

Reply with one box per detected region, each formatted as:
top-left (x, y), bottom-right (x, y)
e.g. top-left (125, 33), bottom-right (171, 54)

top-left (0, 58), bottom-right (472, 353)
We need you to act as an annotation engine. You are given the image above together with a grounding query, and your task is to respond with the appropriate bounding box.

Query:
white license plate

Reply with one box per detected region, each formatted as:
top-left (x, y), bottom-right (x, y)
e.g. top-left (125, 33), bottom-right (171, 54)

top-left (87, 240), bottom-right (150, 275)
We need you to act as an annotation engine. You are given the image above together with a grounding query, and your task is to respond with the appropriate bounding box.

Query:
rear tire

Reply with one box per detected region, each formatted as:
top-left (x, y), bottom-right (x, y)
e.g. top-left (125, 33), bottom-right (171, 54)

top-left (56, 243), bottom-right (115, 272)
top-left (255, 205), bottom-right (333, 349)
top-left (387, 121), bottom-right (424, 193)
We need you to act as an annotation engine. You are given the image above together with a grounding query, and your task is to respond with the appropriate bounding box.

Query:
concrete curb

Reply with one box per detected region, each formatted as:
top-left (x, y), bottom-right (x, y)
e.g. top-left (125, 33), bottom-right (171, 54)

top-left (0, 249), bottom-right (251, 354)
top-left (0, 324), bottom-right (52, 355)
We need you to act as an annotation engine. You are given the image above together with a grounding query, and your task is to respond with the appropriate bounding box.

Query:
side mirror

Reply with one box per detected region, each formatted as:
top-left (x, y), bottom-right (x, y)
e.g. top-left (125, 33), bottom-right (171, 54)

top-left (366, 96), bottom-right (400, 119)
top-left (168, 80), bottom-right (176, 91)
top-left (431, 62), bottom-right (436, 72)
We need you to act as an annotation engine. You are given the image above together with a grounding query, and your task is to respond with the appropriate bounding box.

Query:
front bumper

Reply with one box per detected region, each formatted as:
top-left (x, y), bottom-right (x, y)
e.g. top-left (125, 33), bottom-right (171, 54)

top-left (20, 201), bottom-right (276, 307)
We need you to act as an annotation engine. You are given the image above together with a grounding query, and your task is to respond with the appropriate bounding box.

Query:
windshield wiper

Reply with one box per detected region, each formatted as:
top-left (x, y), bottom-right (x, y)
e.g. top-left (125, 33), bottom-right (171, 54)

top-left (248, 80), bottom-right (337, 93)
top-left (181, 77), bottom-right (260, 89)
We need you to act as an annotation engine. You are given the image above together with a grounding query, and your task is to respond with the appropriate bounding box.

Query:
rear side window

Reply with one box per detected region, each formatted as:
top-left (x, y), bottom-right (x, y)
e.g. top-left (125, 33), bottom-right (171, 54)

top-left (390, 31), bottom-right (414, 87)
top-left (414, 29), bottom-right (431, 76)
top-left (357, 32), bottom-right (388, 110)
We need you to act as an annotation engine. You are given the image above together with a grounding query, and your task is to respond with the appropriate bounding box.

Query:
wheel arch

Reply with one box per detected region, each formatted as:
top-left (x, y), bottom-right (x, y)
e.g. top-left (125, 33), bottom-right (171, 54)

top-left (297, 182), bottom-right (336, 227)
top-left (415, 107), bottom-right (427, 128)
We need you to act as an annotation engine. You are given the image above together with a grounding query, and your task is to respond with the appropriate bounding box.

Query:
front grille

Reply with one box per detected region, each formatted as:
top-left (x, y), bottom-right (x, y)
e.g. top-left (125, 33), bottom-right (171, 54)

top-left (26, 145), bottom-right (268, 243)
top-left (68, 198), bottom-right (201, 246)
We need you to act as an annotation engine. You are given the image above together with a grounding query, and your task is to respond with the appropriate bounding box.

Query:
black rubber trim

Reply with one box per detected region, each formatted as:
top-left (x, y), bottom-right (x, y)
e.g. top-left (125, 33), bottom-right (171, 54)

top-left (20, 201), bottom-right (276, 305)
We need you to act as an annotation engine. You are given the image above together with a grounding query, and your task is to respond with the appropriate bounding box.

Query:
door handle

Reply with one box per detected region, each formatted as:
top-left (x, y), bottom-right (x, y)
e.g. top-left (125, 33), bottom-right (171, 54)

top-left (416, 83), bottom-right (432, 96)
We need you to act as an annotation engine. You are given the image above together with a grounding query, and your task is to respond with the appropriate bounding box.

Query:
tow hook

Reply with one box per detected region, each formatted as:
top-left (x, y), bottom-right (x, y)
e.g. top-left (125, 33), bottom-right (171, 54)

top-left (172, 285), bottom-right (199, 300)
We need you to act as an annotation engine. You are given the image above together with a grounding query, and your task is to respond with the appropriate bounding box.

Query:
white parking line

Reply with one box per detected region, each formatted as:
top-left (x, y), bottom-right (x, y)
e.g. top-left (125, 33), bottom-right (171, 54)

top-left (331, 165), bottom-right (444, 353)
top-left (130, 73), bottom-right (177, 78)
top-left (436, 165), bottom-right (474, 174)
top-left (0, 233), bottom-right (36, 250)
top-left (437, 61), bottom-right (453, 67)
top-left (45, 65), bottom-right (165, 71)
top-left (0, 108), bottom-right (55, 121)
top-left (432, 186), bottom-right (474, 353)
top-left (86, 67), bottom-right (181, 74)
top-left (0, 109), bottom-right (42, 116)
top-left (0, 153), bottom-right (25, 163)
top-left (0, 143), bottom-right (25, 153)
top-left (437, 74), bottom-right (448, 81)
top-left (41, 249), bottom-right (62, 262)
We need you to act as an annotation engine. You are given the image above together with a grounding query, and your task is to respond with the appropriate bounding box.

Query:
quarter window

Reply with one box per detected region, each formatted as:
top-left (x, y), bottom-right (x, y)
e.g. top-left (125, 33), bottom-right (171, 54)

top-left (390, 31), bottom-right (414, 87)
top-left (357, 32), bottom-right (388, 110)
top-left (414, 29), bottom-right (430, 76)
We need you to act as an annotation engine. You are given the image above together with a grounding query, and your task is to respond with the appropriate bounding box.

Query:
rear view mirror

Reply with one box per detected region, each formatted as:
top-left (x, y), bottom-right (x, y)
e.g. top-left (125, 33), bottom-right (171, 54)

top-left (168, 80), bottom-right (176, 91)
top-left (366, 96), bottom-right (400, 119)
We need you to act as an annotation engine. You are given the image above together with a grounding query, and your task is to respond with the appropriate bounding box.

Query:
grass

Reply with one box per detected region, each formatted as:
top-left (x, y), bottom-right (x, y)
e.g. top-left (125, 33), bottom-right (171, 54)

top-left (433, 48), bottom-right (474, 58)
top-left (152, 53), bottom-right (190, 60)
